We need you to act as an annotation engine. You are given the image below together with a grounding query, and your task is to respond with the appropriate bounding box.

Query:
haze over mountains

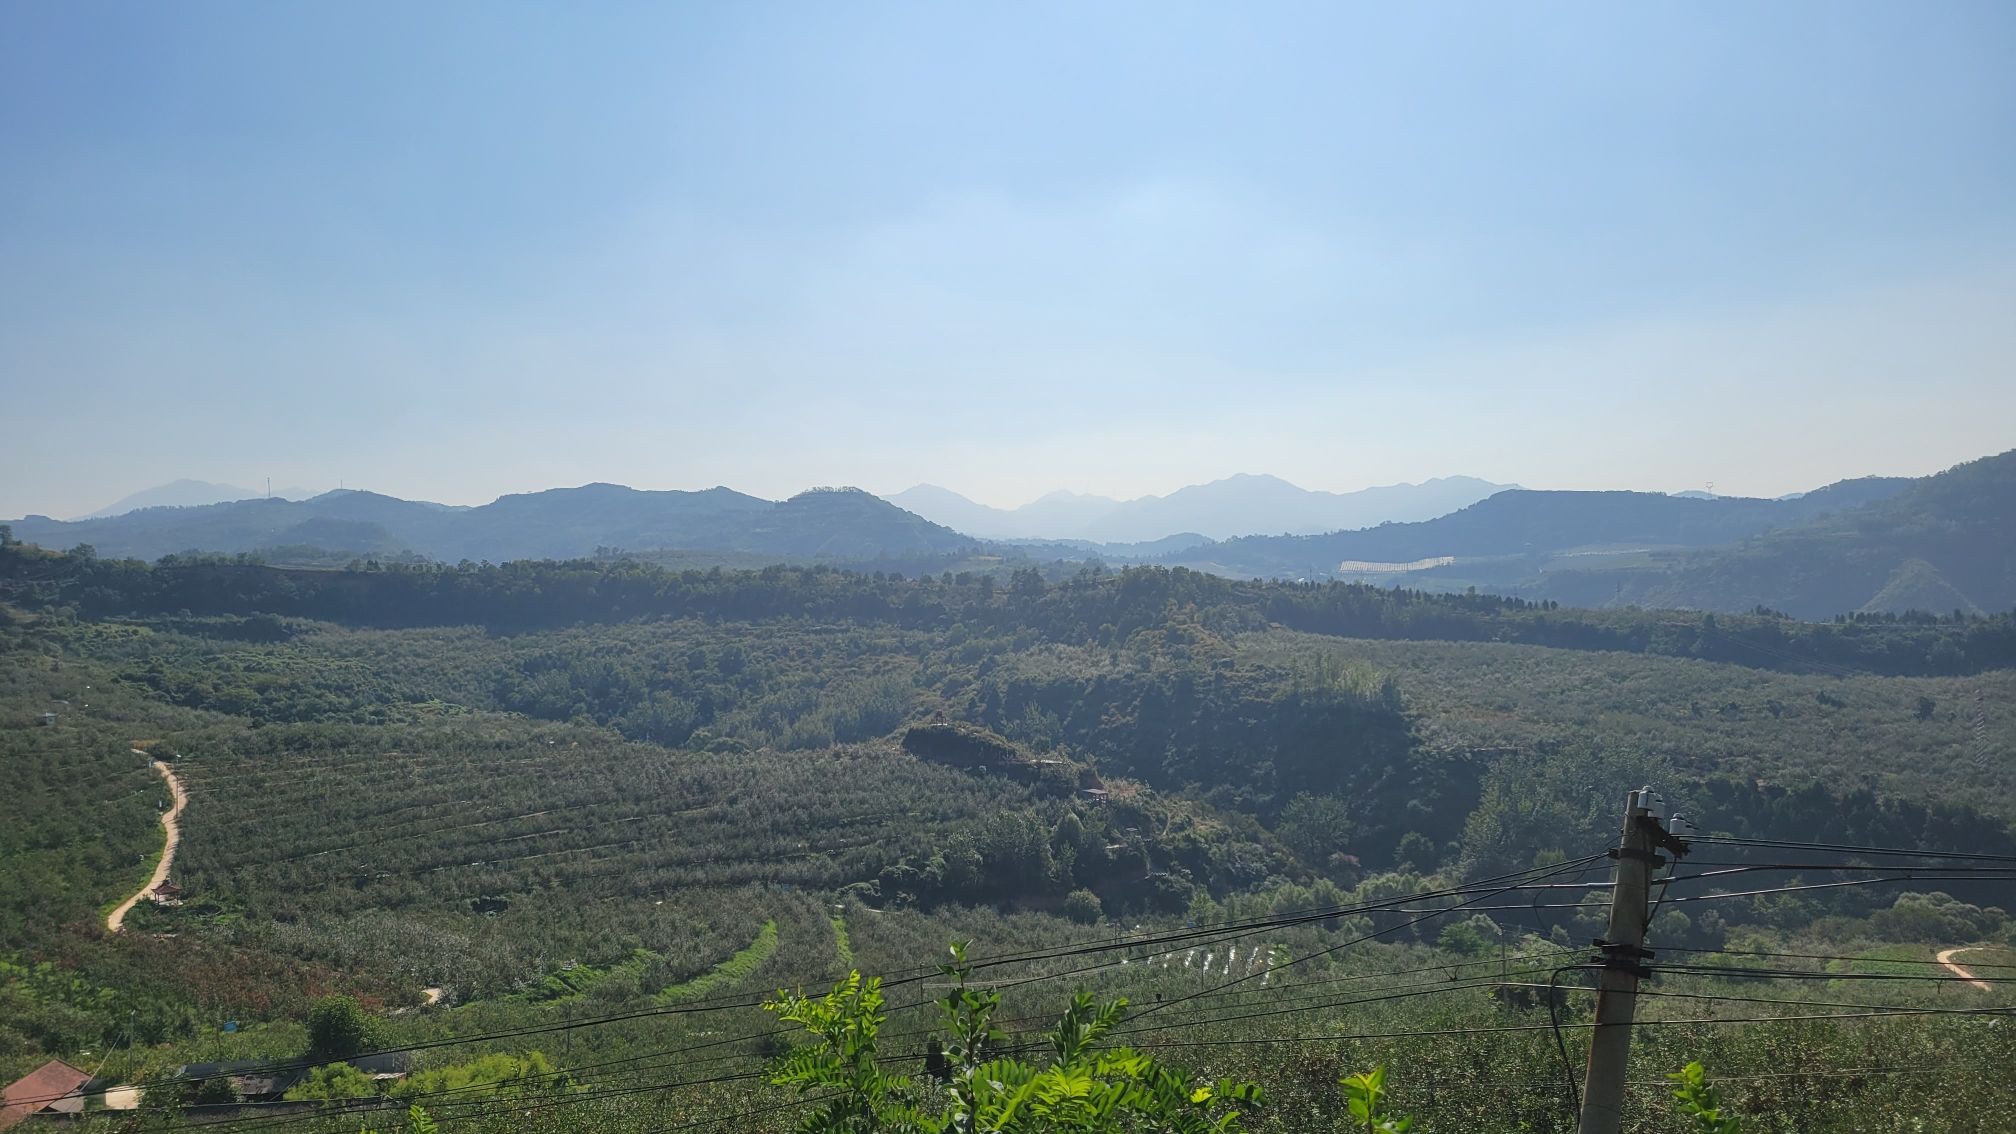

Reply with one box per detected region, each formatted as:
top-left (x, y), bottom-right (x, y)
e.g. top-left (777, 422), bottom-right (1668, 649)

top-left (1608, 450), bottom-right (2016, 619)
top-left (8, 485), bottom-right (974, 565)
top-left (1158, 450), bottom-right (2016, 619)
top-left (77, 479), bottom-right (315, 519)
top-left (885, 474), bottom-right (1514, 542)
top-left (8, 450), bottom-right (2013, 620)
top-left (1174, 476), bottom-right (1917, 577)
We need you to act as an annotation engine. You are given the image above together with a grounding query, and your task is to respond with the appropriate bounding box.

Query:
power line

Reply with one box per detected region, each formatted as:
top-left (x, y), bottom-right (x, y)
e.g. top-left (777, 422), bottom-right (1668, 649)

top-left (16, 995), bottom-right (787, 1109)
top-left (1660, 945), bottom-right (2016, 971)
top-left (876, 854), bottom-right (1610, 999)
top-left (1110, 964), bottom-right (1585, 1038)
top-left (1662, 874), bottom-right (2016, 904)
top-left (45, 862), bottom-right (1604, 1111)
top-left (1631, 987), bottom-right (2016, 1014)
top-left (1546, 963), bottom-right (1588, 1116)
top-left (1118, 1004), bottom-right (2016, 1051)
top-left (1658, 964), bottom-right (2010, 986)
top-left (7, 849), bottom-right (1713, 1124)
top-left (1120, 855), bottom-right (1609, 1028)
top-left (197, 1064), bottom-right (777, 1134)
top-left (195, 1062), bottom-right (756, 1134)
top-left (839, 946), bottom-right (1588, 1065)
top-left (1674, 861), bottom-right (2016, 875)
top-left (57, 820), bottom-right (2011, 1127)
top-left (142, 863), bottom-right (1623, 1129)
top-left (1126, 945), bottom-right (1586, 1012)
top-left (1621, 1064), bottom-right (1995, 1087)
top-left (634, 1090), bottom-right (837, 1134)
top-left (1688, 835), bottom-right (2016, 864)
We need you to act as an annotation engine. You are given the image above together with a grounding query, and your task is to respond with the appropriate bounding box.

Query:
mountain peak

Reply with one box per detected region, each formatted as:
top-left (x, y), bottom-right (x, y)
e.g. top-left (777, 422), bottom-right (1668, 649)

top-left (1030, 489), bottom-right (1117, 505)
top-left (77, 479), bottom-right (260, 520)
top-left (879, 474), bottom-right (1517, 542)
top-left (891, 484), bottom-right (977, 504)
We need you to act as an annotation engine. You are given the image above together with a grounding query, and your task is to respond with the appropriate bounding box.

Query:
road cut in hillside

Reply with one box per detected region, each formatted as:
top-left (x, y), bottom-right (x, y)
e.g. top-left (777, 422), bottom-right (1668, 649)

top-left (106, 753), bottom-right (187, 933)
top-left (1936, 946), bottom-right (1992, 992)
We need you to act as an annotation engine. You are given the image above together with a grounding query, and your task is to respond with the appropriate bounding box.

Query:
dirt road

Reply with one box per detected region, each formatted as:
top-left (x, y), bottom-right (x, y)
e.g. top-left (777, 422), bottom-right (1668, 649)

top-left (106, 753), bottom-right (187, 933)
top-left (1936, 946), bottom-right (1992, 992)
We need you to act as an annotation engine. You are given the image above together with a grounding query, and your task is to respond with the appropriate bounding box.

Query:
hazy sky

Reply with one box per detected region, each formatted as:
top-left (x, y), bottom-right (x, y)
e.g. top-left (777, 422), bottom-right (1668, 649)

top-left (4, 1), bottom-right (2014, 518)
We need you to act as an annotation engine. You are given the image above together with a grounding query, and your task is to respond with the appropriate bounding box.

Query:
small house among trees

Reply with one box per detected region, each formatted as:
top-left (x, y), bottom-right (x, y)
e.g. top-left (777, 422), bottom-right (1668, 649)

top-left (1, 1060), bottom-right (91, 1128)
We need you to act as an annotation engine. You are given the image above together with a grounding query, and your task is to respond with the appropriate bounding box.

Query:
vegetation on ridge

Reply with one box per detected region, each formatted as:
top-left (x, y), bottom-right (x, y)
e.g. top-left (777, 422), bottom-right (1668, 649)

top-left (1, 539), bottom-right (2012, 1131)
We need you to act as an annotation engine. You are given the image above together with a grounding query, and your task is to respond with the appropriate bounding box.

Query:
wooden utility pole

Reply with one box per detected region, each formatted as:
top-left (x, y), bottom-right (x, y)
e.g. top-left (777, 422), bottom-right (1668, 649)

top-left (1576, 788), bottom-right (1677, 1134)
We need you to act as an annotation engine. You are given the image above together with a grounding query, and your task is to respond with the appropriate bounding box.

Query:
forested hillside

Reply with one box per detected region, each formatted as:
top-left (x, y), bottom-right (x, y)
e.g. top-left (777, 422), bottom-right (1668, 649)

top-left (1616, 449), bottom-right (2016, 617)
top-left (7, 538), bottom-right (2012, 676)
top-left (4, 543), bottom-right (2013, 1132)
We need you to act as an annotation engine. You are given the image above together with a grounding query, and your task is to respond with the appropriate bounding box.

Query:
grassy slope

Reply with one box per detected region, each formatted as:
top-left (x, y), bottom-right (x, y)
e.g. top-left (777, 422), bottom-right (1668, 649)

top-left (657, 919), bottom-right (779, 1003)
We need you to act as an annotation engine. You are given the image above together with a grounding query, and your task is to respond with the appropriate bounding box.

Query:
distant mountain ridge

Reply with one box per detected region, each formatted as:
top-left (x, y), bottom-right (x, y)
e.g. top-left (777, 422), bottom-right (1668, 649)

top-left (16, 454), bottom-right (2009, 619)
top-left (1613, 450), bottom-right (2016, 617)
top-left (1154, 451), bottom-right (2016, 618)
top-left (8, 485), bottom-right (974, 564)
top-left (886, 474), bottom-right (1515, 542)
top-left (1164, 475), bottom-right (1915, 576)
top-left (76, 479), bottom-right (315, 519)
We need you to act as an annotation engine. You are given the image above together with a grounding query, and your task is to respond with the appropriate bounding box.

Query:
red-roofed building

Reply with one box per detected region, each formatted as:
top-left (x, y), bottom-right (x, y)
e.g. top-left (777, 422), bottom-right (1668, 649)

top-left (1, 1059), bottom-right (91, 1128)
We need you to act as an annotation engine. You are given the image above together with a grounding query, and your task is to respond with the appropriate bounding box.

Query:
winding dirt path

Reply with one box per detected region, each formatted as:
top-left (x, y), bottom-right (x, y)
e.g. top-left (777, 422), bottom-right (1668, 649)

top-left (106, 753), bottom-right (186, 933)
top-left (1936, 946), bottom-right (1992, 992)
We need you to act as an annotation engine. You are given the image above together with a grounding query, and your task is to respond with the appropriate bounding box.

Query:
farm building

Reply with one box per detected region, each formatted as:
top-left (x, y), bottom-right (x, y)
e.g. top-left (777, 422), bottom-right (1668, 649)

top-left (349, 1052), bottom-right (416, 1081)
top-left (173, 1062), bottom-right (306, 1103)
top-left (170, 1053), bottom-right (413, 1104)
top-left (1, 1059), bottom-right (91, 1128)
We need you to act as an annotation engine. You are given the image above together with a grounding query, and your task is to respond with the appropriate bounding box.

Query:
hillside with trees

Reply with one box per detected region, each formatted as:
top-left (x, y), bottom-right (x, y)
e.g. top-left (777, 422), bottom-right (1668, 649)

top-left (1615, 449), bottom-right (2016, 617)
top-left (3, 543), bottom-right (2013, 1132)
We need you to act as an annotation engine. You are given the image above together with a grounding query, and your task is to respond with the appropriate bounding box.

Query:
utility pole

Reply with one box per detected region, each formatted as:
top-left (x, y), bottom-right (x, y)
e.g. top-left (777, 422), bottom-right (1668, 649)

top-left (1577, 787), bottom-right (1683, 1134)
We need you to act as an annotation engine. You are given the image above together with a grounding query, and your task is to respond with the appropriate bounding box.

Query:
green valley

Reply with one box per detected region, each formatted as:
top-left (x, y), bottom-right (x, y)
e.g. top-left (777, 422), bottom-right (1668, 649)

top-left (2, 541), bottom-right (2012, 1132)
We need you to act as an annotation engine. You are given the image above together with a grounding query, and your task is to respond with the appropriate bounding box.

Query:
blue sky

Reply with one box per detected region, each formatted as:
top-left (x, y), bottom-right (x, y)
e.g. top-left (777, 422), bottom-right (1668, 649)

top-left (4, 1), bottom-right (2013, 517)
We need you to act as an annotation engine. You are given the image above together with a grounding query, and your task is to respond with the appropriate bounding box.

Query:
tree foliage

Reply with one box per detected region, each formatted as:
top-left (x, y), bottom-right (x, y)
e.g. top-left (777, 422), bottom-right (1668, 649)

top-left (306, 994), bottom-right (373, 1059)
top-left (764, 944), bottom-right (1262, 1133)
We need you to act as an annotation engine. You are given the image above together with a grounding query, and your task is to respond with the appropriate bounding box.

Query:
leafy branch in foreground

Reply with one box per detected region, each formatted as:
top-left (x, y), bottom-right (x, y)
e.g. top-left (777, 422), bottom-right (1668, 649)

top-left (764, 942), bottom-right (1262, 1133)
top-left (1668, 1061), bottom-right (1742, 1133)
top-left (1338, 1065), bottom-right (1414, 1133)
top-left (765, 971), bottom-right (920, 1132)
